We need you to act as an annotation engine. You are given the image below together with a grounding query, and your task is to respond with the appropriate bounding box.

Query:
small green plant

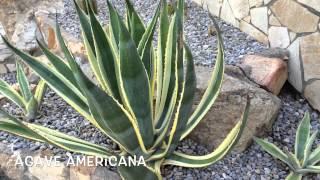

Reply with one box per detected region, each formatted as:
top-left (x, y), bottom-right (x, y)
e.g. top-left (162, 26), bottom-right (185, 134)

top-left (255, 112), bottom-right (320, 180)
top-left (1, 0), bottom-right (250, 179)
top-left (0, 62), bottom-right (47, 120)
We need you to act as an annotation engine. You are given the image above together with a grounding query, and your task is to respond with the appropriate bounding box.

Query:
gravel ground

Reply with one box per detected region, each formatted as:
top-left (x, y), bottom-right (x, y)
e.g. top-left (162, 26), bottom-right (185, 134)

top-left (0, 0), bottom-right (320, 179)
top-left (164, 84), bottom-right (320, 180)
top-left (60, 0), bottom-right (267, 65)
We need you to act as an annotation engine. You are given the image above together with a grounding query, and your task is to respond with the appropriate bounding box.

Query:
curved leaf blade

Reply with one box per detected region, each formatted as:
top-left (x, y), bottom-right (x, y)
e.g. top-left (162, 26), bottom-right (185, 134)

top-left (155, 14), bottom-right (177, 126)
top-left (155, 0), bottom-right (170, 114)
top-left (286, 152), bottom-right (301, 171)
top-left (157, 0), bottom-right (185, 129)
top-left (285, 172), bottom-right (303, 180)
top-left (0, 110), bottom-right (113, 158)
top-left (295, 112), bottom-right (311, 161)
top-left (254, 137), bottom-right (289, 164)
top-left (307, 146), bottom-right (320, 165)
top-left (303, 130), bottom-right (318, 167)
top-left (107, 0), bottom-right (121, 49)
top-left (124, 0), bottom-right (145, 46)
top-left (0, 109), bottom-right (45, 142)
top-left (73, 0), bottom-right (95, 51)
top-left (68, 59), bottom-right (148, 156)
top-left (25, 97), bottom-right (38, 120)
top-left (163, 100), bottom-right (250, 167)
top-left (0, 77), bottom-right (25, 109)
top-left (16, 62), bottom-right (32, 101)
top-left (181, 17), bottom-right (224, 139)
top-left (118, 13), bottom-right (154, 149)
top-left (1, 36), bottom-right (91, 122)
top-left (74, 0), bottom-right (109, 91)
top-left (167, 42), bottom-right (196, 154)
top-left (37, 40), bottom-right (78, 86)
top-left (297, 165), bottom-right (320, 174)
top-left (28, 123), bottom-right (114, 158)
top-left (87, 3), bottom-right (120, 100)
top-left (137, 2), bottom-right (160, 79)
top-left (55, 18), bottom-right (148, 156)
top-left (34, 79), bottom-right (47, 105)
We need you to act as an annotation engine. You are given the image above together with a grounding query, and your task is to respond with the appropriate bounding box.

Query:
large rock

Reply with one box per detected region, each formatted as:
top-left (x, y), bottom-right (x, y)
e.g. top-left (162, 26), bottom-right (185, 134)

top-left (189, 65), bottom-right (281, 152)
top-left (4, 4), bottom-right (84, 74)
top-left (0, 143), bottom-right (26, 180)
top-left (28, 155), bottom-right (69, 180)
top-left (0, 0), bottom-right (64, 54)
top-left (238, 54), bottom-right (288, 95)
top-left (0, 0), bottom-right (64, 38)
top-left (11, 11), bottom-right (39, 54)
top-left (35, 9), bottom-right (85, 57)
top-left (271, 0), bottom-right (319, 33)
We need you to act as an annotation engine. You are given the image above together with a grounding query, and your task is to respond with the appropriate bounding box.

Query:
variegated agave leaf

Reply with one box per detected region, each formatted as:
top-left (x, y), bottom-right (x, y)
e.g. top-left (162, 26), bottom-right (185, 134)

top-left (0, 62), bottom-right (46, 120)
top-left (255, 112), bottom-right (320, 180)
top-left (0, 0), bottom-right (250, 179)
top-left (76, 0), bottom-right (98, 14)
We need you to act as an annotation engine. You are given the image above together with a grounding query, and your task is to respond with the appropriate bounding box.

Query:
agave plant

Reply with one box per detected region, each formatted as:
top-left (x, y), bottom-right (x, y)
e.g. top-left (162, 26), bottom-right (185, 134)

top-left (1, 0), bottom-right (250, 179)
top-left (255, 112), bottom-right (320, 180)
top-left (0, 62), bottom-right (47, 120)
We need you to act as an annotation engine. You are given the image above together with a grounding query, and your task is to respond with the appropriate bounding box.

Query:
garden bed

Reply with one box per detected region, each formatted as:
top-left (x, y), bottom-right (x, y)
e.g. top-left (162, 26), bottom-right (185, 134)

top-left (0, 0), bottom-right (319, 179)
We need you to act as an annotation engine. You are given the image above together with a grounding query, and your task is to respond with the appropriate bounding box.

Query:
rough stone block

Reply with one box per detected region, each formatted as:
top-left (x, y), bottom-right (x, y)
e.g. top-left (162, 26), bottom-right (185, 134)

top-left (239, 55), bottom-right (288, 95)
top-left (189, 65), bottom-right (281, 152)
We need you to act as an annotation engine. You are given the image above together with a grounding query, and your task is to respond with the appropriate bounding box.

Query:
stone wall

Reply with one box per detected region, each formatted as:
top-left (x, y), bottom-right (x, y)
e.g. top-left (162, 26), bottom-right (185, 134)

top-left (193, 0), bottom-right (320, 111)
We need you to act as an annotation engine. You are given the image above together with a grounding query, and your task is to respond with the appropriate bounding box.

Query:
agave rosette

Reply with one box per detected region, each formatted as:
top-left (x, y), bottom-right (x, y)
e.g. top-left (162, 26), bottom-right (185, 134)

top-left (0, 0), bottom-right (250, 179)
top-left (255, 112), bottom-right (320, 180)
top-left (0, 62), bottom-right (46, 120)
